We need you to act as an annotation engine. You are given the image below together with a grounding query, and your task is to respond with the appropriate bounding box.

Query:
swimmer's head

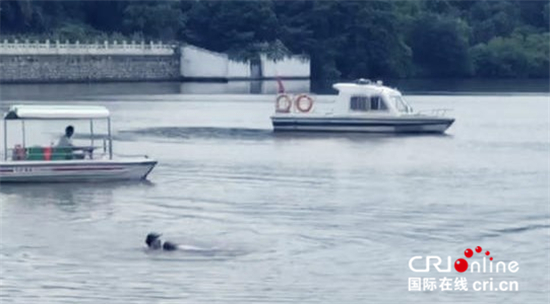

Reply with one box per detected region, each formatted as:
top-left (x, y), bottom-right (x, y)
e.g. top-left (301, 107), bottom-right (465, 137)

top-left (145, 232), bottom-right (162, 250)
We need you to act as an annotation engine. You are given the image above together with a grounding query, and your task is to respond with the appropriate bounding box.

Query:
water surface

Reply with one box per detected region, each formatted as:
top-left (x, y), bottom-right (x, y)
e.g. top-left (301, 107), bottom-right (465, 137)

top-left (0, 81), bottom-right (548, 303)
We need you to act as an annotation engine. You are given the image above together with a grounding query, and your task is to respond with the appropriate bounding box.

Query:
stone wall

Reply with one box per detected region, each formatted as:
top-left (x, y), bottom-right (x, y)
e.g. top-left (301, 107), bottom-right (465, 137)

top-left (0, 54), bottom-right (180, 83)
top-left (0, 40), bottom-right (180, 83)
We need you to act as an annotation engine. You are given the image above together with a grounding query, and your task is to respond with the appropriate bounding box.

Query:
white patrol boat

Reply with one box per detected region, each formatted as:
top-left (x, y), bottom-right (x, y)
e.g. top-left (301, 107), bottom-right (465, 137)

top-left (0, 105), bottom-right (157, 183)
top-left (271, 79), bottom-right (454, 133)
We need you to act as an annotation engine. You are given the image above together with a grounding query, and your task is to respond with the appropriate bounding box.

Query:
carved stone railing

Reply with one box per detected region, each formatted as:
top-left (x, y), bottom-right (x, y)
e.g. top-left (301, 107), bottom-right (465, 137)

top-left (0, 39), bottom-right (176, 55)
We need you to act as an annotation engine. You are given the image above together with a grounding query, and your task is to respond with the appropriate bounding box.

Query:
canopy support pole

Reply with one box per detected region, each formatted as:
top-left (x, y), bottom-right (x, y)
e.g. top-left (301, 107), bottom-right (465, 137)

top-left (107, 118), bottom-right (112, 160)
top-left (90, 120), bottom-right (94, 145)
top-left (3, 120), bottom-right (7, 161)
top-left (21, 121), bottom-right (26, 148)
top-left (90, 120), bottom-right (94, 159)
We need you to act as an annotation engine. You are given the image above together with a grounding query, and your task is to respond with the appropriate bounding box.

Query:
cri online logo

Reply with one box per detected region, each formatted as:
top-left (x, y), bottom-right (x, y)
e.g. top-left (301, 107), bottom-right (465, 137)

top-left (409, 246), bottom-right (519, 273)
top-left (455, 246), bottom-right (490, 272)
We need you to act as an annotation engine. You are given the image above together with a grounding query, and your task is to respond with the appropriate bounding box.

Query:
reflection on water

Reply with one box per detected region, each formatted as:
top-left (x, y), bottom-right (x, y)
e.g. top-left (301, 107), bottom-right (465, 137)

top-left (1, 78), bottom-right (548, 102)
top-left (0, 181), bottom-right (153, 209)
top-left (0, 80), bottom-right (311, 101)
top-left (120, 126), bottom-right (451, 143)
top-left (178, 79), bottom-right (310, 95)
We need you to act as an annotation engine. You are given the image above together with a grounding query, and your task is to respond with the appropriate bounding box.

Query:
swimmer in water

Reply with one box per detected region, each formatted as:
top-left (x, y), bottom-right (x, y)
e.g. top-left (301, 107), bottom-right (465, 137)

top-left (145, 232), bottom-right (178, 251)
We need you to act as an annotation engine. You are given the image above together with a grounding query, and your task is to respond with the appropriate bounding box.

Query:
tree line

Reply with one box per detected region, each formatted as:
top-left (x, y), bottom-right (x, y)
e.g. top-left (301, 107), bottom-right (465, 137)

top-left (1, 0), bottom-right (548, 79)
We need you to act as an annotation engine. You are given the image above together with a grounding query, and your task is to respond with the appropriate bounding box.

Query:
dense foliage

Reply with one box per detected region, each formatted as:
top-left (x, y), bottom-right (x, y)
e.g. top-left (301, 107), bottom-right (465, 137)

top-left (1, 0), bottom-right (548, 79)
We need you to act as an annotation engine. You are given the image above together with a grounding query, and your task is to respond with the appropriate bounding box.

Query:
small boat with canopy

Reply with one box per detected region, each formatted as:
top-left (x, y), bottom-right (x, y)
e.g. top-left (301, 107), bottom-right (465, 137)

top-left (1, 105), bottom-right (157, 183)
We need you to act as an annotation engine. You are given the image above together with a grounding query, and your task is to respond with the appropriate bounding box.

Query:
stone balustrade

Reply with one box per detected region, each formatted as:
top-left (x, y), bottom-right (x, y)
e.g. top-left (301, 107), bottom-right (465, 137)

top-left (0, 39), bottom-right (176, 56)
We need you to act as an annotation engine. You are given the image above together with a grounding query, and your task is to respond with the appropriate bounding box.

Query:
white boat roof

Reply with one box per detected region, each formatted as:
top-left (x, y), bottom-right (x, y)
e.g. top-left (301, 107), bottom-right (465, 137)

top-left (4, 105), bottom-right (110, 120)
top-left (333, 81), bottom-right (401, 95)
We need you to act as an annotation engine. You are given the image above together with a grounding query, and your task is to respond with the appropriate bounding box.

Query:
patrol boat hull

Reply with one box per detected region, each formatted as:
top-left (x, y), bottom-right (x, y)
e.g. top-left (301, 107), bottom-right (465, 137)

top-left (271, 115), bottom-right (455, 133)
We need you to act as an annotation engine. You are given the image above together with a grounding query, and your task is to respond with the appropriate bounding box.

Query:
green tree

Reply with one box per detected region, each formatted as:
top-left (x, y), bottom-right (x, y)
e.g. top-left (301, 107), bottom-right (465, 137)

top-left (185, 1), bottom-right (280, 55)
top-left (470, 38), bottom-right (528, 78)
top-left (408, 13), bottom-right (471, 77)
top-left (1, 0), bottom-right (548, 79)
top-left (467, 0), bottom-right (520, 44)
top-left (123, 2), bottom-right (185, 41)
top-left (470, 29), bottom-right (549, 78)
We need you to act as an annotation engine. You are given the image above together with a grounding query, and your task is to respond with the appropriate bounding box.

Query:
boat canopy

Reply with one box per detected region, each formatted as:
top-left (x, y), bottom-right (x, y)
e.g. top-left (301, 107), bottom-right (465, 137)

top-left (3, 105), bottom-right (110, 120)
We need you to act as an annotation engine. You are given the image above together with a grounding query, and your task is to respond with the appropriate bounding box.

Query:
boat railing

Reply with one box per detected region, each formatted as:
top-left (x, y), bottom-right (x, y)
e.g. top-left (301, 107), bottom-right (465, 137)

top-left (3, 146), bottom-right (109, 162)
top-left (417, 108), bottom-right (452, 117)
top-left (114, 153), bottom-right (152, 159)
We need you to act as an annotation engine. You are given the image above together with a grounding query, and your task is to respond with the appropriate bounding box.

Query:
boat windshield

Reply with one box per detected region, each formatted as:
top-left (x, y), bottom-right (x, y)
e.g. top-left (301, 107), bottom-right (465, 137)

top-left (389, 94), bottom-right (413, 113)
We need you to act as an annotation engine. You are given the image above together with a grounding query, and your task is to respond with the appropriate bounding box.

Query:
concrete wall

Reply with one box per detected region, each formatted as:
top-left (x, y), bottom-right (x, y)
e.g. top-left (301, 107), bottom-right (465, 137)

top-left (180, 45), bottom-right (309, 80)
top-left (180, 45), bottom-right (251, 79)
top-left (261, 55), bottom-right (310, 78)
top-left (180, 45), bottom-right (228, 78)
top-left (227, 60), bottom-right (250, 79)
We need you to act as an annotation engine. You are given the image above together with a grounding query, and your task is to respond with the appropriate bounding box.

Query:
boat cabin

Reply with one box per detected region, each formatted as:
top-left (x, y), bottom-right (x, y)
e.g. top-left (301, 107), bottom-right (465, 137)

top-left (331, 79), bottom-right (414, 115)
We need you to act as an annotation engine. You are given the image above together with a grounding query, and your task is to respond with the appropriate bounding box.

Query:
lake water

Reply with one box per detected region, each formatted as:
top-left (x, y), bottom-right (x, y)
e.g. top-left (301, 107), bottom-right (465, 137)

top-left (0, 80), bottom-right (549, 303)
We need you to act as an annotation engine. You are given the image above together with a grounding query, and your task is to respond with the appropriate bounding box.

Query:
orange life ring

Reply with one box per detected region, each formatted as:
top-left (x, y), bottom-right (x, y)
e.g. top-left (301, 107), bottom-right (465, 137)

top-left (275, 94), bottom-right (292, 113)
top-left (295, 94), bottom-right (314, 113)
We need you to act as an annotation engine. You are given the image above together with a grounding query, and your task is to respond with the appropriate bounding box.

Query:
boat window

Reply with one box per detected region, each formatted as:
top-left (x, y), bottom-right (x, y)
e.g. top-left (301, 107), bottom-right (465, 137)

top-left (370, 96), bottom-right (388, 111)
top-left (390, 94), bottom-right (412, 113)
top-left (350, 96), bottom-right (369, 111)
